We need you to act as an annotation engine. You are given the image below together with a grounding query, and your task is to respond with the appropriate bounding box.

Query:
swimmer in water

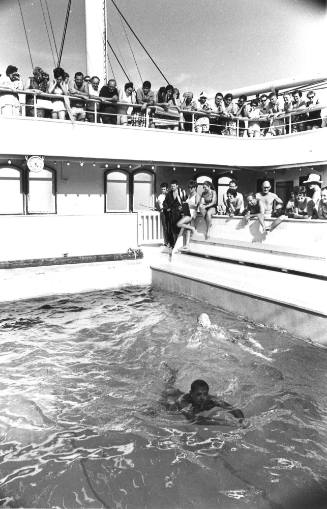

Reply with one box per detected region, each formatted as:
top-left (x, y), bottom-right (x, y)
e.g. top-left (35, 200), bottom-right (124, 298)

top-left (165, 379), bottom-right (244, 423)
top-left (197, 312), bottom-right (211, 328)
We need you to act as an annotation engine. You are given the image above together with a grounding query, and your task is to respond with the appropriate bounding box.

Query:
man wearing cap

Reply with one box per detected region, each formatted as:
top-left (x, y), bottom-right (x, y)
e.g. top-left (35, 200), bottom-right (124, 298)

top-left (195, 92), bottom-right (212, 133)
top-left (303, 173), bottom-right (323, 206)
top-left (0, 65), bottom-right (23, 117)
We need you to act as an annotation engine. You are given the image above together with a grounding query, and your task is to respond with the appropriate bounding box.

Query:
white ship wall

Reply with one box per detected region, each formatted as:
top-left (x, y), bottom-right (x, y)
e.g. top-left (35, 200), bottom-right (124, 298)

top-left (1, 117), bottom-right (327, 169)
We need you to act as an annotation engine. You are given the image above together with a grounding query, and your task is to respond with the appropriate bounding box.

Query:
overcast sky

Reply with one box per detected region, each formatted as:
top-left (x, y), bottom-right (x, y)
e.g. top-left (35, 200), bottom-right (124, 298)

top-left (0, 0), bottom-right (326, 98)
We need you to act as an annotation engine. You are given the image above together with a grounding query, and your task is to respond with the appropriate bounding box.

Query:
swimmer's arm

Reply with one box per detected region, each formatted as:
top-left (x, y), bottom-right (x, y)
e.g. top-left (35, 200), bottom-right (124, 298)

top-left (214, 399), bottom-right (245, 420)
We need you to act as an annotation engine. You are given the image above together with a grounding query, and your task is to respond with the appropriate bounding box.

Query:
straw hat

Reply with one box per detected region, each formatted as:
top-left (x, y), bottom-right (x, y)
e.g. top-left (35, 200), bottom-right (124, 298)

top-left (303, 173), bottom-right (323, 184)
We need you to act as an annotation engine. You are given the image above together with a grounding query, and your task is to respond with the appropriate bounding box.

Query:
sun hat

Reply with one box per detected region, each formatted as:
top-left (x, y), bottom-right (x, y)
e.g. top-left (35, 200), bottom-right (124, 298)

top-left (198, 92), bottom-right (207, 100)
top-left (303, 173), bottom-right (323, 184)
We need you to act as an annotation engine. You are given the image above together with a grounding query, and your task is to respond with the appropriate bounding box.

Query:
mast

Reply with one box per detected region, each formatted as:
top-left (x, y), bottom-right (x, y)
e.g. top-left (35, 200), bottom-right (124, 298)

top-left (84, 0), bottom-right (108, 82)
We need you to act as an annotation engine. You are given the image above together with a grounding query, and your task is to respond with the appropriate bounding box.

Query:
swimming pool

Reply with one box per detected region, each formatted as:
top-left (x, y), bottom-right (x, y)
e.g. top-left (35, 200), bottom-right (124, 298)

top-left (0, 287), bottom-right (326, 508)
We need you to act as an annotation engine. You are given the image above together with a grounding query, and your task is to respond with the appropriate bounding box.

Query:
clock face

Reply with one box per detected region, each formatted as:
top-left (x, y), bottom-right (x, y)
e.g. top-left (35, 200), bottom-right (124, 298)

top-left (27, 156), bottom-right (44, 172)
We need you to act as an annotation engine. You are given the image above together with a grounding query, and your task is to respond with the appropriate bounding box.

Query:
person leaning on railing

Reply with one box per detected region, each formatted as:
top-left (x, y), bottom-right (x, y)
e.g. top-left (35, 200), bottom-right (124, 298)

top-left (313, 187), bottom-right (327, 220)
top-left (305, 90), bottom-right (321, 130)
top-left (210, 92), bottom-right (226, 135)
top-left (99, 78), bottom-right (119, 125)
top-left (291, 89), bottom-right (307, 133)
top-left (0, 65), bottom-right (23, 117)
top-left (86, 75), bottom-right (100, 123)
top-left (179, 92), bottom-right (197, 132)
top-left (267, 91), bottom-right (285, 136)
top-left (48, 67), bottom-right (68, 121)
top-left (118, 82), bottom-right (136, 126)
top-left (68, 71), bottom-right (89, 121)
top-left (25, 66), bottom-right (52, 118)
top-left (135, 80), bottom-right (155, 128)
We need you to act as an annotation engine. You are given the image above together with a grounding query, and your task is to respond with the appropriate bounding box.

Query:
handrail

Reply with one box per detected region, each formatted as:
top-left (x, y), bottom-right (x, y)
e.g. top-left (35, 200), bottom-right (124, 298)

top-left (0, 87), bottom-right (325, 136)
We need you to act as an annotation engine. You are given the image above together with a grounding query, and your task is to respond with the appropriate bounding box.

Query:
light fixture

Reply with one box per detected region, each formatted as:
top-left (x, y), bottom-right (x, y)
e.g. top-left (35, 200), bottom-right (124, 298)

top-left (231, 169), bottom-right (233, 174)
top-left (193, 168), bottom-right (197, 172)
top-left (80, 162), bottom-right (84, 167)
top-left (8, 160), bottom-right (11, 165)
top-left (66, 162), bottom-right (70, 166)
top-left (117, 164), bottom-right (120, 168)
top-left (172, 167), bottom-right (176, 172)
top-left (93, 163), bottom-right (96, 167)
top-left (105, 164), bottom-right (108, 168)
top-left (128, 165), bottom-right (132, 169)
top-left (212, 169), bottom-right (215, 173)
top-left (151, 165), bottom-right (155, 170)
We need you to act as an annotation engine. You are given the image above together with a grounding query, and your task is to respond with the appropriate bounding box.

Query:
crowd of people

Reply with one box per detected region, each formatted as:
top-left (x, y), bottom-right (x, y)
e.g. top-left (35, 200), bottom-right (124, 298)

top-left (156, 173), bottom-right (327, 249)
top-left (0, 64), bottom-right (326, 136)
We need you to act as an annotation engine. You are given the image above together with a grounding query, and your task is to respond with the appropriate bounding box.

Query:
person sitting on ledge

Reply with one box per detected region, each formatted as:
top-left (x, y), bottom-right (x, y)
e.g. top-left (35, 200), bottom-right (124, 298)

top-left (225, 188), bottom-right (244, 216)
top-left (199, 181), bottom-right (217, 239)
top-left (243, 192), bottom-right (266, 232)
top-left (313, 186), bottom-right (327, 220)
top-left (175, 379), bottom-right (244, 423)
top-left (256, 180), bottom-right (284, 232)
top-left (292, 186), bottom-right (314, 219)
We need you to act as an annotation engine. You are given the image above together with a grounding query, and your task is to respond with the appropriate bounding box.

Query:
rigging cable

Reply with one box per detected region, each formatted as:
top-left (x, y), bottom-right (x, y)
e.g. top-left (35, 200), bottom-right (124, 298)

top-left (39, 0), bottom-right (56, 67)
top-left (119, 15), bottom-right (143, 85)
top-left (107, 52), bottom-right (116, 80)
top-left (108, 19), bottom-right (130, 81)
top-left (17, 0), bottom-right (34, 70)
top-left (110, 0), bottom-right (170, 85)
top-left (45, 0), bottom-right (59, 61)
top-left (107, 39), bottom-right (131, 81)
top-left (57, 0), bottom-right (72, 67)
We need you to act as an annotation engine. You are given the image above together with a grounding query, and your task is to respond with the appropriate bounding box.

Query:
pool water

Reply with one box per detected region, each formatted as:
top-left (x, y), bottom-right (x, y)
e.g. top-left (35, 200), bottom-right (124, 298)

top-left (0, 287), bottom-right (327, 509)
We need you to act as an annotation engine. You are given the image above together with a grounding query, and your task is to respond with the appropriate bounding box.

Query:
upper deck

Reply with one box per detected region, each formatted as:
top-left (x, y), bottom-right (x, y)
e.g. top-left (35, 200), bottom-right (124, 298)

top-left (1, 113), bottom-right (326, 170)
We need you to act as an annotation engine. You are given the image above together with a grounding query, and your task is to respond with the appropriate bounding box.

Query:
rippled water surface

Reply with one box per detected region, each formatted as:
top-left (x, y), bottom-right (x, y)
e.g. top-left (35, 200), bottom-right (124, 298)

top-left (0, 287), bottom-right (327, 509)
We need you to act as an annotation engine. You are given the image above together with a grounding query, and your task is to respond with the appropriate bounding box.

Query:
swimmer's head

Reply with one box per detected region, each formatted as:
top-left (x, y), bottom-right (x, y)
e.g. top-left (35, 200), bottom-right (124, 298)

top-left (190, 379), bottom-right (209, 409)
top-left (197, 313), bottom-right (211, 328)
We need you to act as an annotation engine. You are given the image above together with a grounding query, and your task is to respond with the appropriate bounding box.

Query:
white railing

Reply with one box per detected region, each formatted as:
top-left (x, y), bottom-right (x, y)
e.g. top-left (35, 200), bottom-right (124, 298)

top-left (0, 87), bottom-right (326, 138)
top-left (137, 211), bottom-right (163, 244)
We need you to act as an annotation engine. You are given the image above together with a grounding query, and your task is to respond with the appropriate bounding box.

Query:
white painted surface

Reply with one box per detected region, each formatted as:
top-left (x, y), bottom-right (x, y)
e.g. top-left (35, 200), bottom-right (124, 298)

top-left (193, 216), bottom-right (327, 258)
top-left (1, 116), bottom-right (326, 168)
top-left (0, 214), bottom-right (138, 261)
top-left (85, 0), bottom-right (107, 82)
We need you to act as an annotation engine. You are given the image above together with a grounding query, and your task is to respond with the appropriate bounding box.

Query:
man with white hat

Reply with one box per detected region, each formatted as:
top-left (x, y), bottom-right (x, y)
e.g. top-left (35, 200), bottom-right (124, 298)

top-left (195, 92), bottom-right (212, 133)
top-left (303, 173), bottom-right (323, 206)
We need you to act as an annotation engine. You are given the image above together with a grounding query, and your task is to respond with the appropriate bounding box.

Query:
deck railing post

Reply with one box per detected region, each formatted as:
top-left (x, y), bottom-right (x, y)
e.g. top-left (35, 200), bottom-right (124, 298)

top-left (192, 112), bottom-right (195, 132)
top-left (33, 93), bottom-right (37, 118)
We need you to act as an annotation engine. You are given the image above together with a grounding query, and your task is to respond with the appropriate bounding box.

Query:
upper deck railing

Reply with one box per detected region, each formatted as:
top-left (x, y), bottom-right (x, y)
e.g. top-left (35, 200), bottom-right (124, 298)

top-left (0, 87), bottom-right (325, 138)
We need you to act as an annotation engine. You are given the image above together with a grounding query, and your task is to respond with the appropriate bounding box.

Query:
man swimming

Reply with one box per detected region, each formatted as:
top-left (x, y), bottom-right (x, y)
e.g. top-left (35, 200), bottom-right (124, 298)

top-left (166, 379), bottom-right (244, 423)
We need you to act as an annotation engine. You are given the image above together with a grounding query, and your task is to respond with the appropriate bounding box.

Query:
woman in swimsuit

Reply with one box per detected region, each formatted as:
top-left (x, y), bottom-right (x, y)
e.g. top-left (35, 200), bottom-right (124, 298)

top-left (177, 180), bottom-right (200, 250)
top-left (199, 181), bottom-right (217, 239)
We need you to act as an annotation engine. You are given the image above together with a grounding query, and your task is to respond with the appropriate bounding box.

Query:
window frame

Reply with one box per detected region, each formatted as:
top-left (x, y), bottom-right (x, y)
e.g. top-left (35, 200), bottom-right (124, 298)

top-left (104, 169), bottom-right (130, 213)
top-left (26, 166), bottom-right (57, 215)
top-left (0, 165), bottom-right (25, 215)
top-left (132, 169), bottom-right (155, 212)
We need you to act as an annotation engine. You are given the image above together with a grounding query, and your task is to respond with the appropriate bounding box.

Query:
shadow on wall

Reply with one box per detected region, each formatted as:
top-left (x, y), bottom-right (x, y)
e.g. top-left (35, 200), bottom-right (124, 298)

top-left (195, 215), bottom-right (267, 243)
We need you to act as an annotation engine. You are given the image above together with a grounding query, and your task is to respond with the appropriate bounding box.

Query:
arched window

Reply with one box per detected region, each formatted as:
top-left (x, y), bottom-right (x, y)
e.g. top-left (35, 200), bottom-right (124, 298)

top-left (105, 171), bottom-right (129, 212)
top-left (27, 167), bottom-right (56, 214)
top-left (0, 166), bottom-right (24, 214)
top-left (196, 175), bottom-right (213, 197)
top-left (217, 175), bottom-right (232, 207)
top-left (133, 171), bottom-right (154, 211)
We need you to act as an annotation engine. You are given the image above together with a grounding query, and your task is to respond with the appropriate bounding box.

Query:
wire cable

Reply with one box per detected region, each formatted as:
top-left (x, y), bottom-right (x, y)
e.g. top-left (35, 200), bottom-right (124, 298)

top-left (110, 0), bottom-right (170, 85)
top-left (119, 16), bottom-right (143, 85)
top-left (39, 0), bottom-right (56, 67)
top-left (108, 19), bottom-right (130, 81)
top-left (57, 0), bottom-right (72, 67)
top-left (45, 0), bottom-right (59, 61)
top-left (107, 53), bottom-right (116, 81)
top-left (107, 39), bottom-right (131, 81)
top-left (17, 0), bottom-right (34, 70)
